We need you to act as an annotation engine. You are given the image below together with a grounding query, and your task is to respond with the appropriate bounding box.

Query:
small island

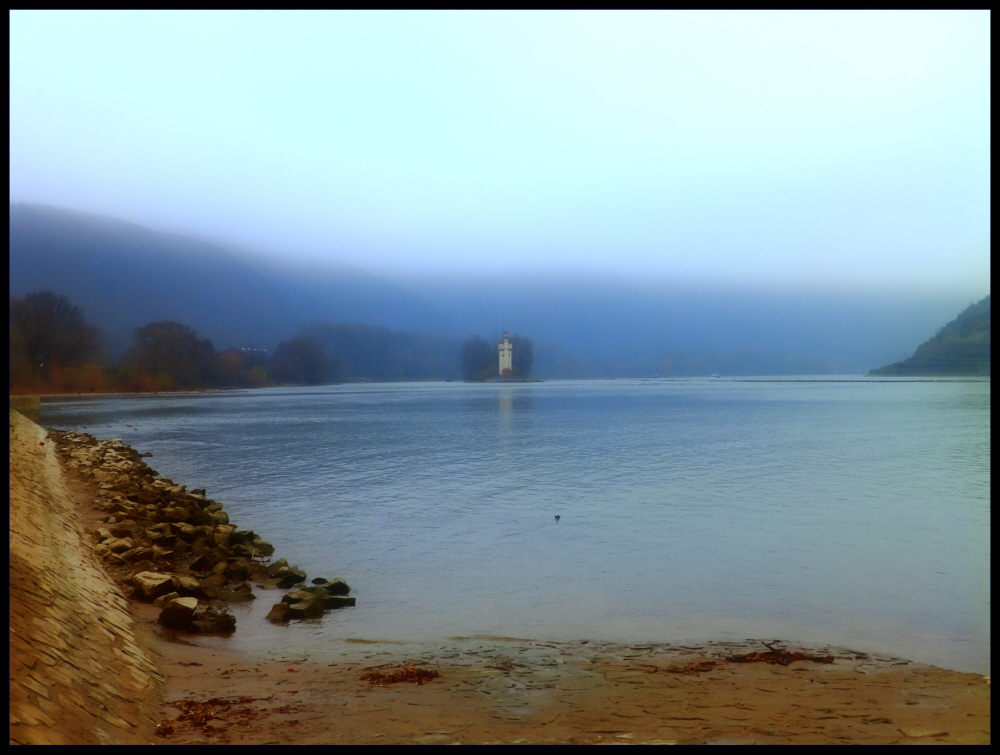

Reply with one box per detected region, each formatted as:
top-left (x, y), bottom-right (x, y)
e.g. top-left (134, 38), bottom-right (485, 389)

top-left (459, 330), bottom-right (538, 381)
top-left (869, 295), bottom-right (990, 377)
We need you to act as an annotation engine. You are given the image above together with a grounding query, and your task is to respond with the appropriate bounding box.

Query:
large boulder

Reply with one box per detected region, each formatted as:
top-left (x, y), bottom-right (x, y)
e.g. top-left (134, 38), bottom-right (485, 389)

top-left (321, 578), bottom-right (351, 596)
top-left (252, 539), bottom-right (275, 556)
top-left (273, 566), bottom-right (307, 587)
top-left (226, 560), bottom-right (251, 580)
top-left (322, 595), bottom-right (356, 610)
top-left (223, 583), bottom-right (255, 603)
top-left (152, 591), bottom-right (181, 608)
top-left (107, 537), bottom-right (134, 554)
top-left (173, 522), bottom-right (199, 542)
top-left (158, 597), bottom-right (199, 629)
top-left (286, 596), bottom-right (325, 619)
top-left (214, 525), bottom-right (236, 548)
top-left (132, 571), bottom-right (175, 602)
top-left (266, 603), bottom-right (290, 623)
top-left (171, 574), bottom-right (206, 598)
top-left (201, 573), bottom-right (227, 589)
top-left (280, 588), bottom-right (318, 604)
top-left (266, 558), bottom-right (289, 577)
top-left (189, 607), bottom-right (236, 633)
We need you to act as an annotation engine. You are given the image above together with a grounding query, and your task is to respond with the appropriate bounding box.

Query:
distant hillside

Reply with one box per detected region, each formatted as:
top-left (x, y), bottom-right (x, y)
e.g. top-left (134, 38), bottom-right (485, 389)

top-left (869, 295), bottom-right (990, 376)
top-left (9, 203), bottom-right (455, 356)
top-left (11, 202), bottom-right (986, 379)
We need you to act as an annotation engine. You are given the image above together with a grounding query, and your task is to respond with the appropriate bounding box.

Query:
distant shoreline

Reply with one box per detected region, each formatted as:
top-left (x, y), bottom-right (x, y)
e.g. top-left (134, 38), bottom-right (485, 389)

top-left (13, 375), bottom-right (990, 406)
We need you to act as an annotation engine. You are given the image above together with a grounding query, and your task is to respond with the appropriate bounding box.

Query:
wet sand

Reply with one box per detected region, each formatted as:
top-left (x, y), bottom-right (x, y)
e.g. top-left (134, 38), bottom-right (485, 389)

top-left (152, 632), bottom-right (990, 745)
top-left (10, 407), bottom-right (991, 745)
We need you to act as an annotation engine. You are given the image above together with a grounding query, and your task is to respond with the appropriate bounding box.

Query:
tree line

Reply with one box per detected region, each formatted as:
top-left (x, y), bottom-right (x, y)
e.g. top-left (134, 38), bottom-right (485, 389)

top-left (8, 291), bottom-right (463, 394)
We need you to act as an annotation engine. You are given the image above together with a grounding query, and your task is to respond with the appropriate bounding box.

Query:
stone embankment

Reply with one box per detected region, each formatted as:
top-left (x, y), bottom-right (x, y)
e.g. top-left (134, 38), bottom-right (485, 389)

top-left (47, 428), bottom-right (355, 630)
top-left (10, 406), bottom-right (356, 744)
top-left (10, 409), bottom-right (161, 744)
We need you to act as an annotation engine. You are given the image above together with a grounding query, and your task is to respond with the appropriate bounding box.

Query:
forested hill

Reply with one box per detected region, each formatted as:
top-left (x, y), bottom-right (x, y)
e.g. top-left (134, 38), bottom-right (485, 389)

top-left (9, 203), bottom-right (454, 356)
top-left (869, 295), bottom-right (991, 376)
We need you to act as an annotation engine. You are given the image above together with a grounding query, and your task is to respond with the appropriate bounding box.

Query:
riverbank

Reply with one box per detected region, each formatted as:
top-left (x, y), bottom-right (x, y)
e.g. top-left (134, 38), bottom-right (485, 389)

top-left (9, 409), bottom-right (162, 744)
top-left (9, 407), bottom-right (991, 744)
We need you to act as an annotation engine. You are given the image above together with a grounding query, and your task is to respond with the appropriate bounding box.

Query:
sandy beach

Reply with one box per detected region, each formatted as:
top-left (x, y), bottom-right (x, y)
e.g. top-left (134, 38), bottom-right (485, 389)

top-left (9, 406), bottom-right (990, 745)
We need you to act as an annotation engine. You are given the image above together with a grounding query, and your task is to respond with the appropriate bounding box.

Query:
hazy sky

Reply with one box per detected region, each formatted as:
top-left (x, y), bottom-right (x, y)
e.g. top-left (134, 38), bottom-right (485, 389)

top-left (9, 10), bottom-right (990, 293)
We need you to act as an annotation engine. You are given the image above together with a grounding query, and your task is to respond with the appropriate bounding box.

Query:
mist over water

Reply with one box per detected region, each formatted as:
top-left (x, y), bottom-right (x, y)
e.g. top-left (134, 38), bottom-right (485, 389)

top-left (42, 378), bottom-right (990, 674)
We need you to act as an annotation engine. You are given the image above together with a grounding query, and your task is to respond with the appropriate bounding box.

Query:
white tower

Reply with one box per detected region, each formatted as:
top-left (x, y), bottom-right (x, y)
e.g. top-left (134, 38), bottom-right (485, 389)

top-left (498, 332), bottom-right (513, 376)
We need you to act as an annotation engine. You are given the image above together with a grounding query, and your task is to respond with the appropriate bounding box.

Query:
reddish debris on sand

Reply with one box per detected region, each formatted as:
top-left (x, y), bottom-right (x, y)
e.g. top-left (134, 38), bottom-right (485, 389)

top-left (362, 663), bottom-right (440, 686)
top-left (729, 649), bottom-right (834, 666)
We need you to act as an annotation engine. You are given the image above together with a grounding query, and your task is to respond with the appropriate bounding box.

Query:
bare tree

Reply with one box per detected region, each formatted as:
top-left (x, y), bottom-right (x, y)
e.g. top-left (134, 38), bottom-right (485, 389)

top-left (125, 320), bottom-right (215, 388)
top-left (9, 291), bottom-right (101, 377)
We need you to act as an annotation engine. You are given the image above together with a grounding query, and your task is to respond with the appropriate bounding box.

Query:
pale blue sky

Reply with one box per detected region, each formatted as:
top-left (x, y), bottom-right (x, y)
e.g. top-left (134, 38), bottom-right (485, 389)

top-left (9, 10), bottom-right (990, 293)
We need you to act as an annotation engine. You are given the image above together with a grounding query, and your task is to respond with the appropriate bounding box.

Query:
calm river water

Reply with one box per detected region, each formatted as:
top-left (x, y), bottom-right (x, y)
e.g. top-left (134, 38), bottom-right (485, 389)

top-left (41, 378), bottom-right (990, 674)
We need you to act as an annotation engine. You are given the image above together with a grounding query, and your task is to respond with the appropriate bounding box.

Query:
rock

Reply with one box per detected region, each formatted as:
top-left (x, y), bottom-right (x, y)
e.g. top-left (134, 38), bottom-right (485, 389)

top-left (230, 543), bottom-right (255, 558)
top-left (214, 525), bottom-right (235, 548)
top-left (189, 488), bottom-right (206, 496)
top-left (286, 596), bottom-right (325, 619)
top-left (266, 603), bottom-right (291, 623)
top-left (109, 526), bottom-right (134, 538)
top-left (211, 561), bottom-right (228, 575)
top-left (161, 506), bottom-right (191, 523)
top-left (93, 544), bottom-right (111, 558)
top-left (173, 522), bottom-right (199, 541)
top-left (93, 527), bottom-right (113, 542)
top-left (248, 566), bottom-right (271, 583)
top-left (230, 529), bottom-right (253, 545)
top-left (266, 558), bottom-right (290, 577)
top-left (171, 575), bottom-right (202, 596)
top-left (151, 546), bottom-right (174, 561)
top-left (280, 589), bottom-right (317, 604)
top-left (189, 553), bottom-right (216, 572)
top-left (322, 595), bottom-right (356, 610)
top-left (153, 591), bottom-right (181, 607)
top-left (225, 560), bottom-right (250, 579)
top-left (251, 540), bottom-right (275, 556)
top-left (122, 546), bottom-right (155, 563)
top-left (159, 597), bottom-right (198, 630)
top-left (188, 607), bottom-right (235, 633)
top-left (276, 573), bottom-right (306, 589)
top-left (321, 578), bottom-right (351, 596)
top-left (127, 560), bottom-right (156, 581)
top-left (273, 565), bottom-right (307, 584)
top-left (311, 577), bottom-right (329, 585)
top-left (147, 521), bottom-right (175, 536)
top-left (107, 537), bottom-right (134, 554)
top-left (132, 571), bottom-right (175, 602)
top-left (201, 573), bottom-right (227, 589)
top-left (223, 583), bottom-right (255, 603)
